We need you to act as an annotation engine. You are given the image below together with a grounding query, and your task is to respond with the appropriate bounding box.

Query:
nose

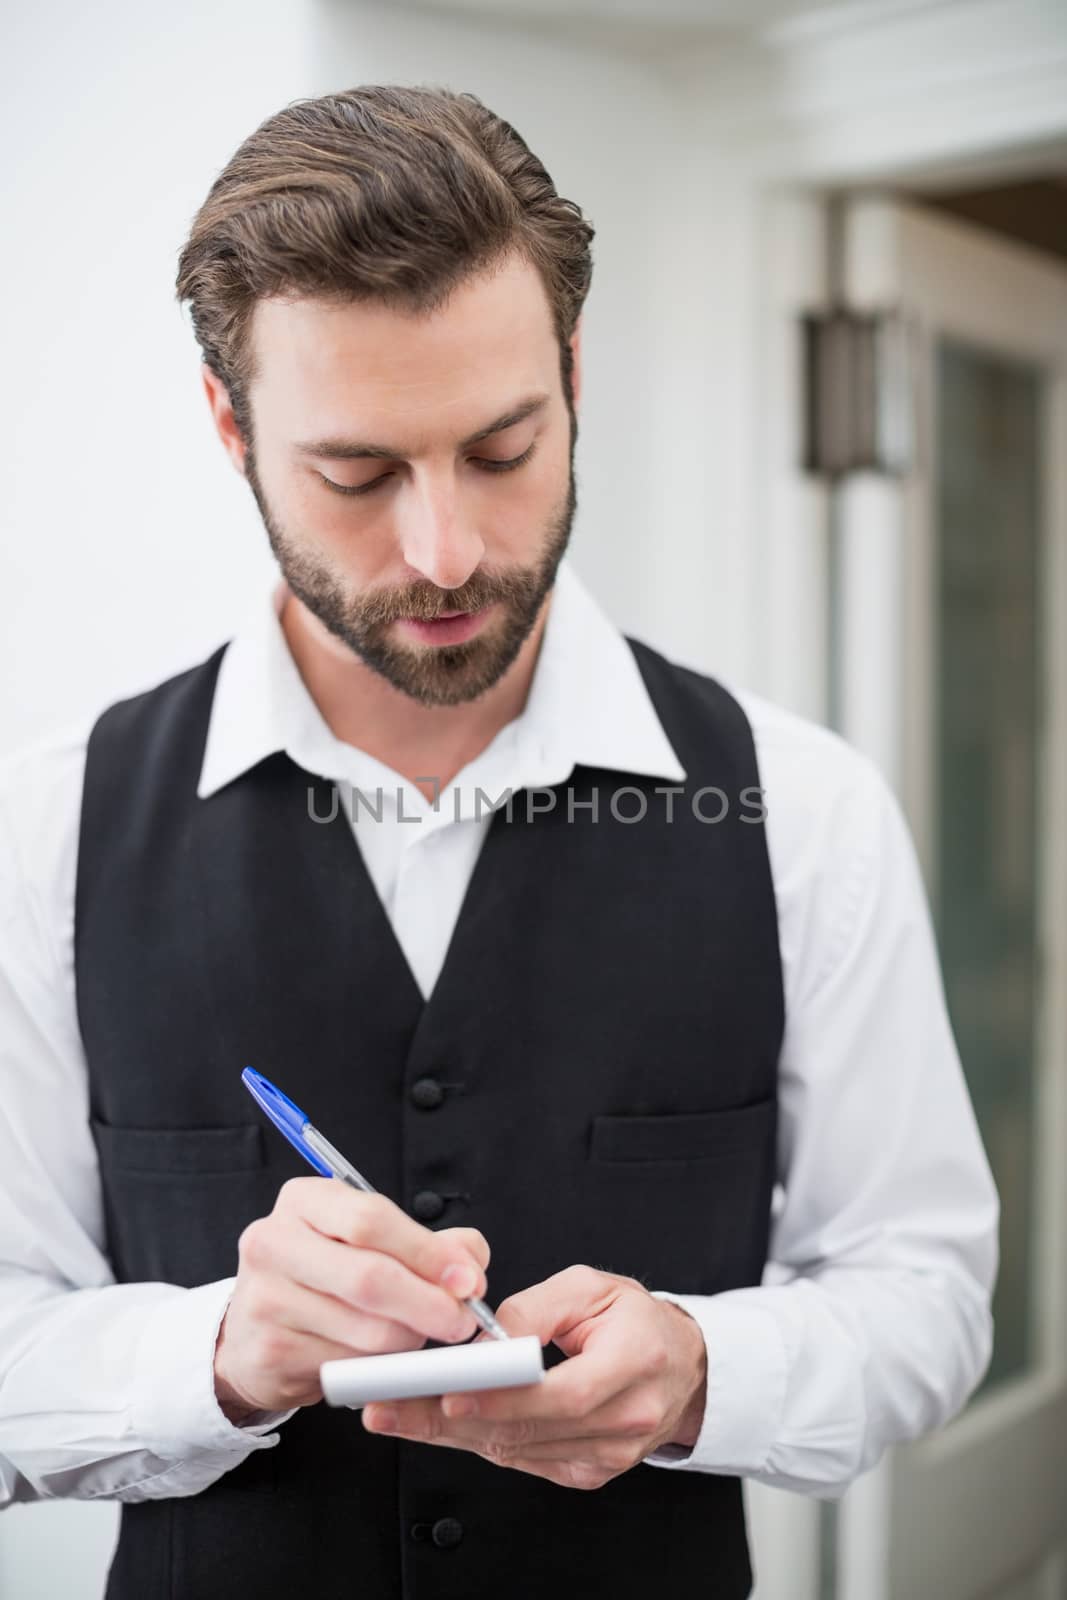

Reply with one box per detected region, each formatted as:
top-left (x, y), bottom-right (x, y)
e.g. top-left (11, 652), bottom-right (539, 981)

top-left (399, 466), bottom-right (485, 592)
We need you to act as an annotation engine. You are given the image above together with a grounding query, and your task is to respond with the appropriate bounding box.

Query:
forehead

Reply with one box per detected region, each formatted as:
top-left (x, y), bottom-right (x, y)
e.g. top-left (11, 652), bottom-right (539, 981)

top-left (248, 253), bottom-right (559, 445)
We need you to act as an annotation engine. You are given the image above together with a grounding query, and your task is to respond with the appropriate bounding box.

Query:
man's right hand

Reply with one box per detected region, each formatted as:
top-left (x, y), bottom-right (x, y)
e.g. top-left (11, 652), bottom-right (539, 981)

top-left (213, 1177), bottom-right (491, 1421)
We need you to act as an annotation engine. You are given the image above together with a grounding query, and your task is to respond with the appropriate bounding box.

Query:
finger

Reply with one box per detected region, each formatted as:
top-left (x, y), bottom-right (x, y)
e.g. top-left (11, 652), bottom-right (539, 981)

top-left (258, 1221), bottom-right (481, 1345)
top-left (444, 1276), bottom-right (653, 1429)
top-left (257, 1273), bottom-right (431, 1355)
top-left (470, 1434), bottom-right (629, 1466)
top-left (443, 1377), bottom-right (656, 1441)
top-left (363, 1416), bottom-right (636, 1482)
top-left (229, 1294), bottom-right (431, 1410)
top-left (437, 1227), bottom-right (491, 1274)
top-left (365, 1399), bottom-right (619, 1447)
top-left (369, 1367), bottom-right (649, 1446)
top-left (273, 1178), bottom-right (488, 1295)
top-left (435, 1321), bottom-right (637, 1432)
top-left (489, 1264), bottom-right (628, 1355)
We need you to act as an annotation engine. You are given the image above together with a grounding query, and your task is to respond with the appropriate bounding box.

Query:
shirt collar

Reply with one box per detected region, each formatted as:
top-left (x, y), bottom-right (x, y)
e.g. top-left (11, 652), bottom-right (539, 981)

top-left (197, 557), bottom-right (686, 801)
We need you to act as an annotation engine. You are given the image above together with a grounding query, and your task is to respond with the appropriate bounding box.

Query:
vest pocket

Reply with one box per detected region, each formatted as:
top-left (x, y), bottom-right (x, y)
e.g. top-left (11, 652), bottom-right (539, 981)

top-left (90, 1120), bottom-right (272, 1289)
top-left (91, 1121), bottom-right (266, 1174)
top-left (589, 1096), bottom-right (775, 1163)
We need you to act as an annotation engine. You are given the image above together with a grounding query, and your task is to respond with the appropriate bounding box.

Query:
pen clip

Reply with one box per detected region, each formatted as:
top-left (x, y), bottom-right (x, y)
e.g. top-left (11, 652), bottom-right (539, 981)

top-left (241, 1066), bottom-right (334, 1177)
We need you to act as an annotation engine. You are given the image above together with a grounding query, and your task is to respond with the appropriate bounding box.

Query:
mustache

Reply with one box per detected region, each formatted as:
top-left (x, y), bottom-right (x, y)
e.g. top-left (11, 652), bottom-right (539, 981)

top-left (354, 567), bottom-right (539, 626)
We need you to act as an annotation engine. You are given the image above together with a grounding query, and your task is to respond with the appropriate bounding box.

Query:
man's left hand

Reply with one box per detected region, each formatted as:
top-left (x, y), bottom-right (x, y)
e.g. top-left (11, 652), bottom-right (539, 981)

top-left (360, 1264), bottom-right (708, 1490)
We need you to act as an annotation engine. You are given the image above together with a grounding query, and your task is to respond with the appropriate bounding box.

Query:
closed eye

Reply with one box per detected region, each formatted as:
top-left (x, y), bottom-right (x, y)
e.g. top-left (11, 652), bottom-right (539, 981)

top-left (320, 442), bottom-right (537, 497)
top-left (471, 442), bottom-right (538, 475)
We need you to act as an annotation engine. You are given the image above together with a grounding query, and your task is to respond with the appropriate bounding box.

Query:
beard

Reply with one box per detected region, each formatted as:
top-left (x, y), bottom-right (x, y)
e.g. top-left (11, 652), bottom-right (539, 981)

top-left (242, 421), bottom-right (577, 708)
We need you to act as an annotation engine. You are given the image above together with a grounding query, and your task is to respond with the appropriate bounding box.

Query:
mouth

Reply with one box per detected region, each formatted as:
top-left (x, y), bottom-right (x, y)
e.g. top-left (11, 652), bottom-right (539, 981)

top-left (395, 605), bottom-right (493, 647)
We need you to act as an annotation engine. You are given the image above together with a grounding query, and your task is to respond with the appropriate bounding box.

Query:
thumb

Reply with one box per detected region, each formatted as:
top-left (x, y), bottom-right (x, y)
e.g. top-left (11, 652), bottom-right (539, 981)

top-left (488, 1265), bottom-right (626, 1357)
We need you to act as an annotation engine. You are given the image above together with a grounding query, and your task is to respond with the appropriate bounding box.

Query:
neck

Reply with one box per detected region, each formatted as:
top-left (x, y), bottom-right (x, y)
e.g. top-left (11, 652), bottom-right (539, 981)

top-left (279, 590), bottom-right (552, 801)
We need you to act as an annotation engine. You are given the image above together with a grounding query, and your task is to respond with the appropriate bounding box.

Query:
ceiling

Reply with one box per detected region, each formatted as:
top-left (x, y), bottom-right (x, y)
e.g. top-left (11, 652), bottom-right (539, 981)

top-left (397, 0), bottom-right (828, 22)
top-left (392, 0), bottom-right (882, 41)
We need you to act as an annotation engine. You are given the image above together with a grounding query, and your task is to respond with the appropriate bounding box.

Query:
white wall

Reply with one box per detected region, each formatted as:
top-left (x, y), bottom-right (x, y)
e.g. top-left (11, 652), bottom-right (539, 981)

top-left (0, 0), bottom-right (328, 758)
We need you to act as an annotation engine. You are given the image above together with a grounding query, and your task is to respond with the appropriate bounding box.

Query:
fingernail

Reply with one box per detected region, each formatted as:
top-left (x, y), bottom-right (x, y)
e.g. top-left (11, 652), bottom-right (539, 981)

top-left (444, 1396), bottom-right (477, 1420)
top-left (440, 1264), bottom-right (477, 1297)
top-left (366, 1407), bottom-right (398, 1432)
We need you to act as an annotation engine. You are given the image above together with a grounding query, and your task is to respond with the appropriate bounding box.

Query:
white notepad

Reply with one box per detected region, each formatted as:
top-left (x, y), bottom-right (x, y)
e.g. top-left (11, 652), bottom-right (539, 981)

top-left (320, 1334), bottom-right (545, 1407)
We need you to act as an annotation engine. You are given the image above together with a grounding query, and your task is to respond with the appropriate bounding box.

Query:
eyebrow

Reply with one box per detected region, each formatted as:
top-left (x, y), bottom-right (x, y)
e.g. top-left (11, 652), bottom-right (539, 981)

top-left (294, 392), bottom-right (552, 462)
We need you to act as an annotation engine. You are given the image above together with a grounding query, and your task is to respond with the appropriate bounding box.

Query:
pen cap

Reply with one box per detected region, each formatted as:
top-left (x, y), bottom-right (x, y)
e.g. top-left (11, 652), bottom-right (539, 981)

top-left (241, 1067), bottom-right (334, 1178)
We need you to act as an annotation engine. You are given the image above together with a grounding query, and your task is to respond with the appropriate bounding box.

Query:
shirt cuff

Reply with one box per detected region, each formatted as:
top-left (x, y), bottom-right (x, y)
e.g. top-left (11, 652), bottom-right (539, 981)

top-left (642, 1289), bottom-right (788, 1474)
top-left (131, 1277), bottom-right (297, 1458)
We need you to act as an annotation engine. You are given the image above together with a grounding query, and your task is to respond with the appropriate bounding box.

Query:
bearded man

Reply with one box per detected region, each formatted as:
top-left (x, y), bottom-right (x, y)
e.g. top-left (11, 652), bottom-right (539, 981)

top-left (0, 84), bottom-right (997, 1600)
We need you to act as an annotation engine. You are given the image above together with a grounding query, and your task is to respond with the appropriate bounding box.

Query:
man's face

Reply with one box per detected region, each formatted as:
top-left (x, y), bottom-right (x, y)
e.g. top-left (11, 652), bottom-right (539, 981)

top-left (234, 252), bottom-right (578, 706)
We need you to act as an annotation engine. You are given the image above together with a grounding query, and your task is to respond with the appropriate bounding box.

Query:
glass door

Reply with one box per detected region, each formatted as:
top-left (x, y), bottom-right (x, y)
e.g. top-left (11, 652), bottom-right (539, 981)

top-left (936, 339), bottom-right (1043, 1397)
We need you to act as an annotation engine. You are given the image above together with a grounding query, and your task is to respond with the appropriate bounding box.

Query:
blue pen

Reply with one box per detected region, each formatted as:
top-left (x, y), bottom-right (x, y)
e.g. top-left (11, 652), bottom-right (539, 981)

top-left (241, 1067), bottom-right (508, 1342)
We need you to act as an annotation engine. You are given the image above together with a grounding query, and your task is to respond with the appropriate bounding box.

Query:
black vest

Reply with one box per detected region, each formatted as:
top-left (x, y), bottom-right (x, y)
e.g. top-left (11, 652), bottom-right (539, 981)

top-left (75, 635), bottom-right (783, 1600)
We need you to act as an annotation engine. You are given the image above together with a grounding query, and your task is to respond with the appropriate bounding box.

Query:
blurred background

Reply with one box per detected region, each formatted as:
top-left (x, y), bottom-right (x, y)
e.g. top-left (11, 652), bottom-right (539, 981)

top-left (2, 0), bottom-right (1065, 1595)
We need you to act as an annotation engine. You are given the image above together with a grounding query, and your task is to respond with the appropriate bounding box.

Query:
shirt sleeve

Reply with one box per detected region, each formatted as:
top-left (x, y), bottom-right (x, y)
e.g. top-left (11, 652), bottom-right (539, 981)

top-left (0, 740), bottom-right (295, 1506)
top-left (642, 731), bottom-right (999, 1495)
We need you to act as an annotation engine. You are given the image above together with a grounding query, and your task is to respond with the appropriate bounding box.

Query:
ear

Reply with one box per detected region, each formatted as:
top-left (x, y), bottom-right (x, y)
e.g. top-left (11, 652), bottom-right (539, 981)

top-left (568, 319), bottom-right (583, 415)
top-left (200, 364), bottom-right (248, 476)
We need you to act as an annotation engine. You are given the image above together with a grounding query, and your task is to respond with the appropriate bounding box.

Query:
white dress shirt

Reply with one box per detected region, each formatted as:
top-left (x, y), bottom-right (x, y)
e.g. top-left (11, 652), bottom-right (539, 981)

top-left (0, 558), bottom-right (998, 1512)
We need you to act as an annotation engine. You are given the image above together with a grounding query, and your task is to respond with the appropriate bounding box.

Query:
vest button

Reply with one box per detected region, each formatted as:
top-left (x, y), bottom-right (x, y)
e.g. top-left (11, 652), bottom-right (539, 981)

top-left (431, 1516), bottom-right (463, 1549)
top-left (412, 1189), bottom-right (446, 1221)
top-left (410, 1077), bottom-right (445, 1110)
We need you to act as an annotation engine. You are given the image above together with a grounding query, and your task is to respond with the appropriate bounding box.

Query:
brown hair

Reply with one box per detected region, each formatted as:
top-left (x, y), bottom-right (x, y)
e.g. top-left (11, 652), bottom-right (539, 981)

top-left (175, 84), bottom-right (595, 442)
